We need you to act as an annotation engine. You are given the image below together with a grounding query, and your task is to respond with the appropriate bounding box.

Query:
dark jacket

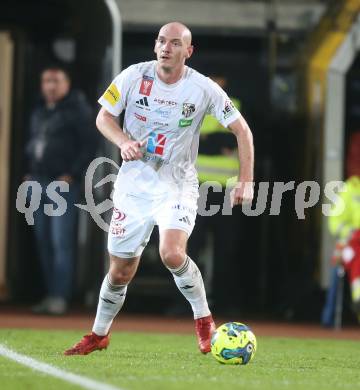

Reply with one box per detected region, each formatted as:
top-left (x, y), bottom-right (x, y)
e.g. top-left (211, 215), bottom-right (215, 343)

top-left (26, 90), bottom-right (97, 180)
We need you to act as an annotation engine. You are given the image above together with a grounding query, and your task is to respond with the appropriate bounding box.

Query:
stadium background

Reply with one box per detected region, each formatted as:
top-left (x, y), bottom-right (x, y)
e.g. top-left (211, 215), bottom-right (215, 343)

top-left (0, 1), bottom-right (360, 386)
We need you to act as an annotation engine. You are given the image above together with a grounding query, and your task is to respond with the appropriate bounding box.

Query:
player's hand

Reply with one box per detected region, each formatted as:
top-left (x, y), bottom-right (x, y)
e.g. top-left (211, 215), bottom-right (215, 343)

top-left (230, 181), bottom-right (254, 207)
top-left (120, 140), bottom-right (146, 162)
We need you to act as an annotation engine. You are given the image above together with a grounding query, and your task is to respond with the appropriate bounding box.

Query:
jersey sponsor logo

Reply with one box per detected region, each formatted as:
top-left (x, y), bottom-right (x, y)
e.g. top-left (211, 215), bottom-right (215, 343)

top-left (146, 132), bottom-right (166, 155)
top-left (154, 97), bottom-right (177, 106)
top-left (139, 75), bottom-right (154, 96)
top-left (135, 96), bottom-right (150, 110)
top-left (155, 107), bottom-right (171, 119)
top-left (142, 154), bottom-right (167, 165)
top-left (182, 103), bottom-right (196, 118)
top-left (179, 118), bottom-right (193, 127)
top-left (153, 120), bottom-right (169, 127)
top-left (103, 83), bottom-right (120, 106)
top-left (222, 100), bottom-right (236, 119)
top-left (134, 112), bottom-right (146, 122)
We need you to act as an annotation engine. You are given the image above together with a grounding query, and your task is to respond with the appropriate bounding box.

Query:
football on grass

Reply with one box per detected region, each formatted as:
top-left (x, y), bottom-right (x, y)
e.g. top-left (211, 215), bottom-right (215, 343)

top-left (210, 322), bottom-right (257, 365)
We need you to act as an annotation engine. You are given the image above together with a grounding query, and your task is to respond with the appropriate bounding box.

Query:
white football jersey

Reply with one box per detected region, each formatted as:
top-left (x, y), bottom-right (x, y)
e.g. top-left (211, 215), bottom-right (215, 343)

top-left (98, 60), bottom-right (240, 199)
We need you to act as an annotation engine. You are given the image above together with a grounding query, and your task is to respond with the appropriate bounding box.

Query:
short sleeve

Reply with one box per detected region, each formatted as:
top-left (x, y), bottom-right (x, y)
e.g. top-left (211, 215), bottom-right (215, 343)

top-left (207, 79), bottom-right (241, 127)
top-left (98, 66), bottom-right (134, 116)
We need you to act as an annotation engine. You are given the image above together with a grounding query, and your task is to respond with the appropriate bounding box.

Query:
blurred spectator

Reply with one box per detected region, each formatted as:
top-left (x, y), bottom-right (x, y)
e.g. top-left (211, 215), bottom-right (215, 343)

top-left (188, 76), bottom-right (242, 312)
top-left (322, 131), bottom-right (360, 326)
top-left (25, 66), bottom-right (97, 314)
top-left (346, 131), bottom-right (360, 178)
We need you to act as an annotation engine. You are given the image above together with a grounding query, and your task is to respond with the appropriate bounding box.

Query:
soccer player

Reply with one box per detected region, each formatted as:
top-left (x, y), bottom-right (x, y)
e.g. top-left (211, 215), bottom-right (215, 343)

top-left (64, 22), bottom-right (254, 355)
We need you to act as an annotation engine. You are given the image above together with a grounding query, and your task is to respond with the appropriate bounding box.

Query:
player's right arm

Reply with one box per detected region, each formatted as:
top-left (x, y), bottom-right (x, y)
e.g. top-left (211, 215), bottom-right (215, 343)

top-left (206, 77), bottom-right (254, 206)
top-left (96, 66), bottom-right (144, 162)
top-left (96, 108), bottom-right (144, 161)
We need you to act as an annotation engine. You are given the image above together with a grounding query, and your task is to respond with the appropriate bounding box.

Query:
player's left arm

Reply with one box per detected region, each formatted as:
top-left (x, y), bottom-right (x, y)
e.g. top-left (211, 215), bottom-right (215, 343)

top-left (228, 115), bottom-right (254, 207)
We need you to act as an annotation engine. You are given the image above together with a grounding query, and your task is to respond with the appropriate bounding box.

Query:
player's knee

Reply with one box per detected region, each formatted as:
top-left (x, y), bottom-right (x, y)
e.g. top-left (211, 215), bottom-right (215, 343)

top-left (108, 268), bottom-right (133, 285)
top-left (108, 263), bottom-right (136, 285)
top-left (160, 247), bottom-right (186, 269)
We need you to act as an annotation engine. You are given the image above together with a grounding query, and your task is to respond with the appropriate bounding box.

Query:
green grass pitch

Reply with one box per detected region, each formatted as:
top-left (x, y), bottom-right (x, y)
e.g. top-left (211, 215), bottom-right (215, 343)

top-left (0, 329), bottom-right (360, 390)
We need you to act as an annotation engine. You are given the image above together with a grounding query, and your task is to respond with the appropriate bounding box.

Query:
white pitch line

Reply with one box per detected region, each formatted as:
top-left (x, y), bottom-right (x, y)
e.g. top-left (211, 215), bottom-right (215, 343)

top-left (0, 344), bottom-right (123, 390)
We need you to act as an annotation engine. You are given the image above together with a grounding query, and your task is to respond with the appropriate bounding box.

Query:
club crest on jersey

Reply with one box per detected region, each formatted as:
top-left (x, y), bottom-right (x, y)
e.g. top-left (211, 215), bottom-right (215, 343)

top-left (182, 103), bottom-right (195, 118)
top-left (139, 75), bottom-right (154, 96)
top-left (146, 132), bottom-right (166, 155)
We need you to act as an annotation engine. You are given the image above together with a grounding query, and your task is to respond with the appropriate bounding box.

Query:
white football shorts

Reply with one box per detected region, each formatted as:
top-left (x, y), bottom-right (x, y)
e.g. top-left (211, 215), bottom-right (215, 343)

top-left (108, 192), bottom-right (198, 259)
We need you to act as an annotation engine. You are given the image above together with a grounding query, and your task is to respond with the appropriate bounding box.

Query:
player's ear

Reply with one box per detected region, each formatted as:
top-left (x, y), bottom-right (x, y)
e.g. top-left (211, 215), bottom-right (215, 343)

top-left (154, 39), bottom-right (157, 54)
top-left (186, 45), bottom-right (194, 59)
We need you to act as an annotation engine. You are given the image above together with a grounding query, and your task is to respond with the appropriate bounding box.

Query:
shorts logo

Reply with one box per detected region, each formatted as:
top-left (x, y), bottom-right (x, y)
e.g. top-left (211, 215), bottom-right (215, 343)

top-left (134, 113), bottom-right (146, 122)
top-left (222, 100), bottom-right (236, 119)
top-left (146, 132), bottom-right (166, 155)
top-left (179, 118), bottom-right (193, 127)
top-left (113, 208), bottom-right (126, 221)
top-left (179, 216), bottom-right (191, 225)
top-left (182, 103), bottom-right (195, 118)
top-left (110, 208), bottom-right (126, 237)
top-left (103, 83), bottom-right (120, 107)
top-left (139, 76), bottom-right (154, 96)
